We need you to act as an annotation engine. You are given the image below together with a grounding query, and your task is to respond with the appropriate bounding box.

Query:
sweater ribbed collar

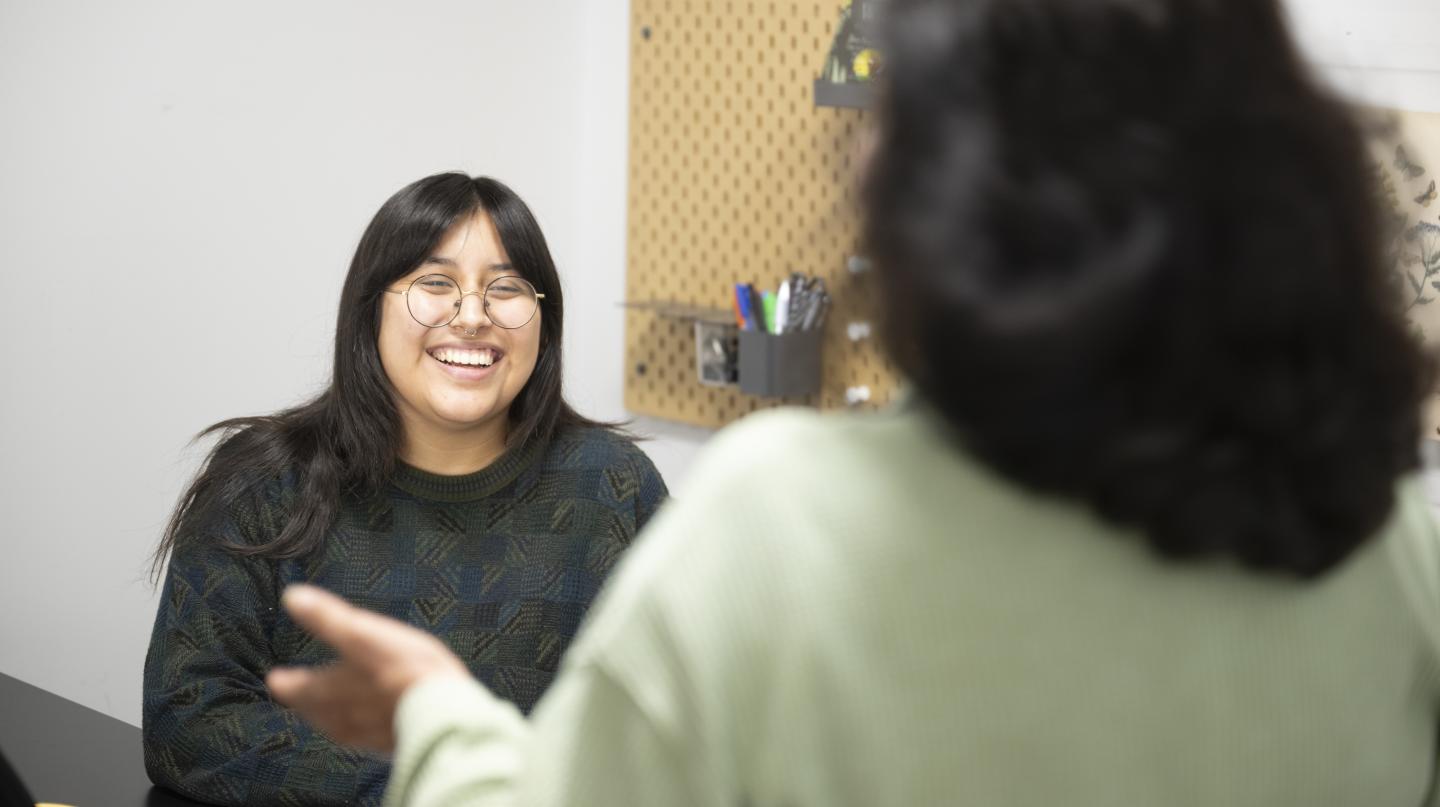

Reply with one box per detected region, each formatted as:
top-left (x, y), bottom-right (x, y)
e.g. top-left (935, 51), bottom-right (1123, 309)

top-left (390, 434), bottom-right (547, 503)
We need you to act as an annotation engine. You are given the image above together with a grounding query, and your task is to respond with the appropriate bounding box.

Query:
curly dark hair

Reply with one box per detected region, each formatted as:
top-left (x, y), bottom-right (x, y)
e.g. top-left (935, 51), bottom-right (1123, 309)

top-left (865, 0), bottom-right (1432, 577)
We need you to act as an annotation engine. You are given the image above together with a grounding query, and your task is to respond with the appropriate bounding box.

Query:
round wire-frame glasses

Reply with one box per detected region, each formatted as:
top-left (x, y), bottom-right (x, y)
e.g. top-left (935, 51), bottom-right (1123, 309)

top-left (384, 274), bottom-right (545, 330)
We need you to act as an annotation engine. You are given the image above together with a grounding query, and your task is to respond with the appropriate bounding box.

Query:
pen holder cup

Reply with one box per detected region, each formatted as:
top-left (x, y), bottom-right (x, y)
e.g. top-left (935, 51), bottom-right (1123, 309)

top-left (738, 329), bottom-right (822, 398)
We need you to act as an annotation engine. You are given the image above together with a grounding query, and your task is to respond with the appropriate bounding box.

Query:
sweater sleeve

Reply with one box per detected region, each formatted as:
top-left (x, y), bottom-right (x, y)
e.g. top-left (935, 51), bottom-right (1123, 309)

top-left (143, 491), bottom-right (390, 806)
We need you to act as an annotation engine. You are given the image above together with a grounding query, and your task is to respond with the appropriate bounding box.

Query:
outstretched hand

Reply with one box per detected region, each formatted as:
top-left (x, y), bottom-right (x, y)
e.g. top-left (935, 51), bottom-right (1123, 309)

top-left (266, 584), bottom-right (471, 752)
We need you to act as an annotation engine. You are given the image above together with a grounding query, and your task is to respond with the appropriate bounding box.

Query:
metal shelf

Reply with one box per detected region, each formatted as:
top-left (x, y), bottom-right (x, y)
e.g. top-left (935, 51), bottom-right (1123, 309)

top-left (813, 79), bottom-right (871, 110)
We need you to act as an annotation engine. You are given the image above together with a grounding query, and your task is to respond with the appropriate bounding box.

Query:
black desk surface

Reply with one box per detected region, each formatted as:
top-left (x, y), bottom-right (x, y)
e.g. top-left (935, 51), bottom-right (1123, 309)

top-left (0, 672), bottom-right (206, 806)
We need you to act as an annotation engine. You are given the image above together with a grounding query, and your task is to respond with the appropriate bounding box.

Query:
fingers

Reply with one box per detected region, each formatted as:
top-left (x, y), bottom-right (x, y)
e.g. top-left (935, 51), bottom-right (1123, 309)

top-left (265, 665), bottom-right (313, 706)
top-left (281, 584), bottom-right (399, 659)
top-left (267, 664), bottom-right (343, 718)
top-left (281, 584), bottom-right (356, 647)
top-left (266, 663), bottom-right (398, 752)
top-left (283, 585), bottom-right (468, 676)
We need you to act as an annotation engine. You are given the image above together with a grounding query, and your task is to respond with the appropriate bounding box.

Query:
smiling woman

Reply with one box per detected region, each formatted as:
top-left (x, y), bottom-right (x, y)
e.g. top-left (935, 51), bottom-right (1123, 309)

top-left (140, 173), bottom-right (668, 806)
top-left (378, 210), bottom-right (546, 475)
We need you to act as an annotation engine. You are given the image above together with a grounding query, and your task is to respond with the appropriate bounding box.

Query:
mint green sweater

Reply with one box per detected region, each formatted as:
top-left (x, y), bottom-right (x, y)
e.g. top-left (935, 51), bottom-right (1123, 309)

top-left (384, 405), bottom-right (1440, 807)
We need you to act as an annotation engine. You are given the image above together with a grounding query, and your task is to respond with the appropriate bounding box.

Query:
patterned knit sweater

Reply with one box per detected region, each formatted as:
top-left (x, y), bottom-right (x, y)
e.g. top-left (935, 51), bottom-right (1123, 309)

top-left (142, 425), bottom-right (667, 807)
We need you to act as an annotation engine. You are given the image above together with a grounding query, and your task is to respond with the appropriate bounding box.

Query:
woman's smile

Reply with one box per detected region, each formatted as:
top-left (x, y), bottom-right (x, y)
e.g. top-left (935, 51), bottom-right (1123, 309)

top-left (426, 341), bottom-right (506, 381)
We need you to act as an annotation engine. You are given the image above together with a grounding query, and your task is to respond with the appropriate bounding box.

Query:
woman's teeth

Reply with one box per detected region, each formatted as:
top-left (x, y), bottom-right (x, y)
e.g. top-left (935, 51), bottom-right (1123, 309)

top-left (431, 348), bottom-right (497, 367)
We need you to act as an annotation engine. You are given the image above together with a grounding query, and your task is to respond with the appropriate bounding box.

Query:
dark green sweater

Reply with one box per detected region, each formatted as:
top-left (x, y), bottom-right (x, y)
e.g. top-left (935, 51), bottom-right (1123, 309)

top-left (142, 426), bottom-right (667, 806)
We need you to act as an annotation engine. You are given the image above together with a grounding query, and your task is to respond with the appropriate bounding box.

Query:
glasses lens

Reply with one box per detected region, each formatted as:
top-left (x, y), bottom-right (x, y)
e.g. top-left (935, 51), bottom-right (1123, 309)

top-left (407, 275), bottom-right (461, 327)
top-left (484, 277), bottom-right (539, 328)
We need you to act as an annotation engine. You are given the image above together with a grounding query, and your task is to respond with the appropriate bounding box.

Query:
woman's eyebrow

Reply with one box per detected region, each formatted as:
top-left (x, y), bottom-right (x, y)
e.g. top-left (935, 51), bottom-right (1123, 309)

top-left (421, 258), bottom-right (512, 270)
top-left (418, 257), bottom-right (515, 275)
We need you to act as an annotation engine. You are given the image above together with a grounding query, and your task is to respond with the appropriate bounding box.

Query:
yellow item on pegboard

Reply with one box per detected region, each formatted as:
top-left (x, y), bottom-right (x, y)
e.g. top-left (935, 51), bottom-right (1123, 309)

top-left (853, 48), bottom-right (878, 80)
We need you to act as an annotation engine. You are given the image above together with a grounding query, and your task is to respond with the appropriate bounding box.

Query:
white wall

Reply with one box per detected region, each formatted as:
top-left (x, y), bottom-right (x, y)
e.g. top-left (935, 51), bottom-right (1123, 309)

top-left (0, 0), bottom-right (707, 726)
top-left (1283, 0), bottom-right (1440, 112)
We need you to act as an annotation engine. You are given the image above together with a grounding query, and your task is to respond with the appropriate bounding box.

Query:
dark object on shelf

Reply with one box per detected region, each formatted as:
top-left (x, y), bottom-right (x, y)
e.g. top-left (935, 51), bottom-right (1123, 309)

top-left (696, 321), bottom-right (740, 386)
top-left (739, 328), bottom-right (823, 398)
top-left (814, 0), bottom-right (886, 109)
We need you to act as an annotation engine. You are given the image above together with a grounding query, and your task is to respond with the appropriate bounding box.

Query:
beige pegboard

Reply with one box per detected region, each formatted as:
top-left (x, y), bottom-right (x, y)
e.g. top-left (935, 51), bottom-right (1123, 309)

top-left (624, 0), bottom-right (900, 429)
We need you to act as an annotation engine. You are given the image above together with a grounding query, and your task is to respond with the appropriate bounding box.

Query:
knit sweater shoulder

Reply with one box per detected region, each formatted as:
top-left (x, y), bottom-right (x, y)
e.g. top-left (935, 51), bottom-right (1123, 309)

top-left (143, 424), bottom-right (666, 807)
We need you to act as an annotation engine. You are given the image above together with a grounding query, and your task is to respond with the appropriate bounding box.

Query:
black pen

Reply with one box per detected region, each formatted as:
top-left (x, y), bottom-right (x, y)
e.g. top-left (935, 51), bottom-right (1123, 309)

top-left (805, 292), bottom-right (831, 331)
top-left (788, 274), bottom-right (809, 332)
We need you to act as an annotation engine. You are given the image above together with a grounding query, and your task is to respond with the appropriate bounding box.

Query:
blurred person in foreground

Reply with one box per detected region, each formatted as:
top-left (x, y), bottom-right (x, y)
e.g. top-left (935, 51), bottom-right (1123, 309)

top-left (268, 0), bottom-right (1440, 804)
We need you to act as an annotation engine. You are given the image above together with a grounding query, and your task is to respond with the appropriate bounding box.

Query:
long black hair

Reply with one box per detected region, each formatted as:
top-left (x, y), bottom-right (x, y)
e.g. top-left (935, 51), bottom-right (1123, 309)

top-left (152, 173), bottom-right (608, 576)
top-left (865, 0), bottom-right (1432, 577)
